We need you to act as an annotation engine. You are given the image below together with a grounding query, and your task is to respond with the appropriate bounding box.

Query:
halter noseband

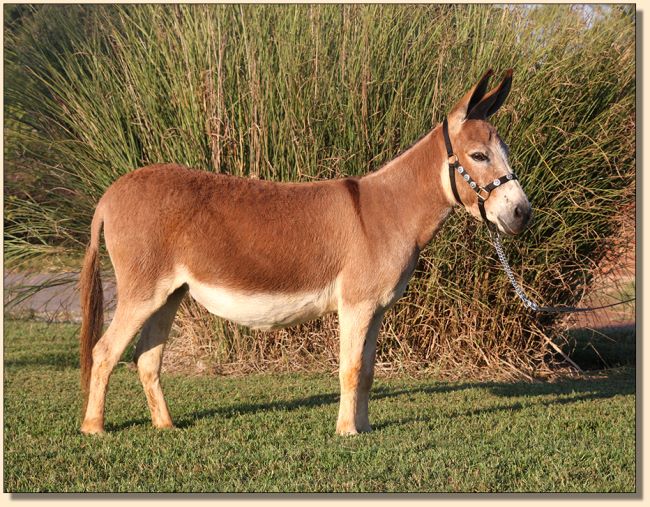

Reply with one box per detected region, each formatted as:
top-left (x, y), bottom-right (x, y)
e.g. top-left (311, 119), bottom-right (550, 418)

top-left (442, 117), bottom-right (517, 229)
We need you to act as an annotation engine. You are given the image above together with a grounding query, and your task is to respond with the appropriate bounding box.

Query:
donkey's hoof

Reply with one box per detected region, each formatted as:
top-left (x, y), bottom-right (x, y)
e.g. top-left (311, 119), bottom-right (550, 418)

top-left (153, 421), bottom-right (175, 430)
top-left (80, 419), bottom-right (105, 435)
top-left (336, 422), bottom-right (372, 436)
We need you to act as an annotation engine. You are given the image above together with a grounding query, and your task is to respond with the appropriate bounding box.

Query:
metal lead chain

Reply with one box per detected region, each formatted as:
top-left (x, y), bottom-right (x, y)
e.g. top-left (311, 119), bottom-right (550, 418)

top-left (490, 229), bottom-right (635, 314)
top-left (490, 229), bottom-right (540, 311)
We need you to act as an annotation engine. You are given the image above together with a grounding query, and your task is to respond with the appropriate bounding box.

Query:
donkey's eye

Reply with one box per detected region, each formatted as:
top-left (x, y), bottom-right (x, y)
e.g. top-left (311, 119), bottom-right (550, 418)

top-left (470, 152), bottom-right (489, 162)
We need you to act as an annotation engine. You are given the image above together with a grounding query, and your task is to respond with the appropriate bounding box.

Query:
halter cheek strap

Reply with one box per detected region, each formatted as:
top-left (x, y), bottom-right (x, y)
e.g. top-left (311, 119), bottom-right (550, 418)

top-left (442, 118), bottom-right (518, 228)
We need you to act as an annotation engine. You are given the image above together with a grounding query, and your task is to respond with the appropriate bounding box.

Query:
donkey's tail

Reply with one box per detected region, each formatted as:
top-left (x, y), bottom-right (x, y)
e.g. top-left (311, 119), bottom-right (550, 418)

top-left (79, 203), bottom-right (105, 412)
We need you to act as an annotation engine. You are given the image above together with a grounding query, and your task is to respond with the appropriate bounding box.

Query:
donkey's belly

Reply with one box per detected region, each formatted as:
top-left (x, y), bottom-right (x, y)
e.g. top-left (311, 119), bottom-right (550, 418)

top-left (186, 277), bottom-right (338, 331)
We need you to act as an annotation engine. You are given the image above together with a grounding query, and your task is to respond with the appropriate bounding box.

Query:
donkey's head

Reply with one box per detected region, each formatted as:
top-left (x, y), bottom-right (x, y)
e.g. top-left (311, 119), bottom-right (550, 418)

top-left (444, 69), bottom-right (531, 235)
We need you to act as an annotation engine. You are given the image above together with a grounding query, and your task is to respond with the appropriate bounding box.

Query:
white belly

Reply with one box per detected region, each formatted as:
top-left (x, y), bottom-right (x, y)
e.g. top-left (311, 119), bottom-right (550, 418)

top-left (184, 274), bottom-right (338, 330)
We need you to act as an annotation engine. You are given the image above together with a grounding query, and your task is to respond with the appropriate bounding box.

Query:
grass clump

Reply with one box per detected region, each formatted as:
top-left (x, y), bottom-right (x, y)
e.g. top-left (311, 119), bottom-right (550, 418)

top-left (4, 5), bottom-right (635, 377)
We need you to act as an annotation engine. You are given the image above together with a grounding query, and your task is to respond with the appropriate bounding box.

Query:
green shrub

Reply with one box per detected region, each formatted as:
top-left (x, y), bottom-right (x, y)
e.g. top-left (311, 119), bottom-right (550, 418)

top-left (4, 4), bottom-right (635, 377)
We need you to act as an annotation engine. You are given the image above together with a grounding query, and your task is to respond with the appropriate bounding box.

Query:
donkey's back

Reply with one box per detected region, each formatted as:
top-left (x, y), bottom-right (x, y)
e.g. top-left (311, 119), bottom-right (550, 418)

top-left (100, 164), bottom-right (360, 295)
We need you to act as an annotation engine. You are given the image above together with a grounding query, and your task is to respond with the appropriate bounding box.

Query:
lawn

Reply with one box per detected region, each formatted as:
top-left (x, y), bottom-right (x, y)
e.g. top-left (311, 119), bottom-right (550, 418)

top-left (4, 319), bottom-right (636, 493)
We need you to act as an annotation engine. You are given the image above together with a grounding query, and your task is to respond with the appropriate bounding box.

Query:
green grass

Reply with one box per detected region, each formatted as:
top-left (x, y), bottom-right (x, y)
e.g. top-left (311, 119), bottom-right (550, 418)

top-left (4, 319), bottom-right (636, 493)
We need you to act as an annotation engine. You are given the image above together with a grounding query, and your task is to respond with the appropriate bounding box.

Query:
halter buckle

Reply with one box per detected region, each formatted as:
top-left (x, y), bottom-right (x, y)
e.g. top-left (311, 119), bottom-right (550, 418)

top-left (448, 154), bottom-right (459, 166)
top-left (477, 187), bottom-right (490, 201)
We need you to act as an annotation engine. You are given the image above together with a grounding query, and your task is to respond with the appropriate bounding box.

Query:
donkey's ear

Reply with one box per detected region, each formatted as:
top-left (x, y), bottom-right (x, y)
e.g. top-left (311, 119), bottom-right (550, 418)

top-left (448, 69), bottom-right (494, 125)
top-left (466, 69), bottom-right (513, 120)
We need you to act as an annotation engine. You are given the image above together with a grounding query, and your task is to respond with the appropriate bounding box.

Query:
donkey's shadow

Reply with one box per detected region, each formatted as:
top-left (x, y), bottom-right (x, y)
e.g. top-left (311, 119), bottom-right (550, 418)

top-left (108, 369), bottom-right (634, 432)
top-left (373, 370), bottom-right (635, 431)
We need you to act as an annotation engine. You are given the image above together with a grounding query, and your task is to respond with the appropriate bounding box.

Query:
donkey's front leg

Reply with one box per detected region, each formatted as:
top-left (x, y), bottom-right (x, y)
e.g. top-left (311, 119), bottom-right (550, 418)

top-left (336, 303), bottom-right (385, 435)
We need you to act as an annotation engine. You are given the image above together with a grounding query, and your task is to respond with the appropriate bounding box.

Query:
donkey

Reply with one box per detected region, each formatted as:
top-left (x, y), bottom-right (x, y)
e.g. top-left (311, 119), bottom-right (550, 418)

top-left (79, 69), bottom-right (531, 435)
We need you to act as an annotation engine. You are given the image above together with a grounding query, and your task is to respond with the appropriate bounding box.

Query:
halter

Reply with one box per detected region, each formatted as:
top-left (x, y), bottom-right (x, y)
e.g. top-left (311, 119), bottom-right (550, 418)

top-left (442, 117), bottom-right (635, 318)
top-left (442, 118), bottom-right (517, 229)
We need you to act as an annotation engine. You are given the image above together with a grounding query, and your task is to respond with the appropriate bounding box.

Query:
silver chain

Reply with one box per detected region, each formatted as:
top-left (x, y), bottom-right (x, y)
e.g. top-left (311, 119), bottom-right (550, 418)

top-left (490, 228), bottom-right (635, 314)
top-left (490, 229), bottom-right (540, 311)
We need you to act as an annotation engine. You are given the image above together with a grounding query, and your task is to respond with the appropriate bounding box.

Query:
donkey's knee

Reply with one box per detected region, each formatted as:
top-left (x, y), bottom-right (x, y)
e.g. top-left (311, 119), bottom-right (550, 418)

top-left (340, 359), bottom-right (373, 393)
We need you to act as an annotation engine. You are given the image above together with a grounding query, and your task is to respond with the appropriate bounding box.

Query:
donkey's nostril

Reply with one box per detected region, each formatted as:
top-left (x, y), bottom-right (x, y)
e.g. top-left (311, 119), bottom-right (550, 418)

top-left (514, 204), bottom-right (532, 227)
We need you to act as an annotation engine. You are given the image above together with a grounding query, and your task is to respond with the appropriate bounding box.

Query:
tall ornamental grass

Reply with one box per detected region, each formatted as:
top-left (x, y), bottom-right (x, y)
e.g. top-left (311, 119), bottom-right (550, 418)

top-left (4, 5), bottom-right (635, 377)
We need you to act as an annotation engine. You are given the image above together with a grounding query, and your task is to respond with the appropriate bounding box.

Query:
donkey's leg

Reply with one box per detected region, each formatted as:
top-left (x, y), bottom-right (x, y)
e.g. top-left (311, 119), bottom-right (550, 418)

top-left (133, 285), bottom-right (187, 429)
top-left (336, 303), bottom-right (385, 435)
top-left (81, 296), bottom-right (165, 435)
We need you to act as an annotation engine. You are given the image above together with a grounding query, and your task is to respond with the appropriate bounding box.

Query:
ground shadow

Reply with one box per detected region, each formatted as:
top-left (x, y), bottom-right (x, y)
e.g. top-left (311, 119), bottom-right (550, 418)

top-left (564, 323), bottom-right (636, 370)
top-left (109, 367), bottom-right (635, 432)
top-left (373, 370), bottom-right (635, 431)
top-left (4, 350), bottom-right (79, 369)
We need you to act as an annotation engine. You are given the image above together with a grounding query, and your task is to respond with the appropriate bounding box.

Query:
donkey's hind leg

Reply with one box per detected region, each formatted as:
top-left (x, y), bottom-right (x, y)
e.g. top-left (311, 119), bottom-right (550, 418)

top-left (81, 292), bottom-right (169, 435)
top-left (133, 285), bottom-right (187, 429)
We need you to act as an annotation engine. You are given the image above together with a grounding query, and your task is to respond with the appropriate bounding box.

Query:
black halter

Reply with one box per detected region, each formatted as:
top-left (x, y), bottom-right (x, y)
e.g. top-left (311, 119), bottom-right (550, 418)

top-left (442, 118), bottom-right (517, 230)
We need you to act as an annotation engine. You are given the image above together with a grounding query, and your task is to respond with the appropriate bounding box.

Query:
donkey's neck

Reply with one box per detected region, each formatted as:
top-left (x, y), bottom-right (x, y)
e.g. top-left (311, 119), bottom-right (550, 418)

top-left (361, 125), bottom-right (453, 249)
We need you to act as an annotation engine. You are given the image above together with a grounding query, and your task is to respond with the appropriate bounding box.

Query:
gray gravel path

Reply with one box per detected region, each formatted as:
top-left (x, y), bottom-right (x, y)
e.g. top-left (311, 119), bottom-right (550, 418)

top-left (4, 271), bottom-right (116, 323)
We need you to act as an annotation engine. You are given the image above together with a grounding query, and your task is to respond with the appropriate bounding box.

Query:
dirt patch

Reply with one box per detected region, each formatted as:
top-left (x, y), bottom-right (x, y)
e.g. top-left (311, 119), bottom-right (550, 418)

top-left (563, 204), bottom-right (636, 332)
